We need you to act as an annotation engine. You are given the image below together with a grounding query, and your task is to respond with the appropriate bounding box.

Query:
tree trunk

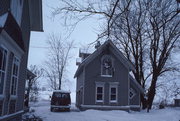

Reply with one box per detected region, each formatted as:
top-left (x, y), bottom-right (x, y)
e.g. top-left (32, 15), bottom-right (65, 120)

top-left (141, 94), bottom-right (147, 109)
top-left (147, 77), bottom-right (157, 111)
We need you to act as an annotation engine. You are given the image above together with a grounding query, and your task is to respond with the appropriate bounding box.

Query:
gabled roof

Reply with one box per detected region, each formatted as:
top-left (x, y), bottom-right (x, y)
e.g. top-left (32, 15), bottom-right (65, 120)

top-left (0, 12), bottom-right (25, 51)
top-left (129, 75), bottom-right (144, 94)
top-left (74, 40), bottom-right (135, 78)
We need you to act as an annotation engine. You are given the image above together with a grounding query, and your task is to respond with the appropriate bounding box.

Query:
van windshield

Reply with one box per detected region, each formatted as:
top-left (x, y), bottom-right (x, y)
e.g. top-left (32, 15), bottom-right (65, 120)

top-left (54, 92), bottom-right (69, 99)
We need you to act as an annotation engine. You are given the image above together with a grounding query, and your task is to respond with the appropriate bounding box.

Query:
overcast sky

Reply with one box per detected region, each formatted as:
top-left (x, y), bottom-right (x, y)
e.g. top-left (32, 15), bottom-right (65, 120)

top-left (28, 0), bottom-right (102, 91)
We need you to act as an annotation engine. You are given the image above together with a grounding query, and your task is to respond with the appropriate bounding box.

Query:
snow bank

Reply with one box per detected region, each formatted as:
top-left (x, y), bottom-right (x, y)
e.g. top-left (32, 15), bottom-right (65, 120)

top-left (32, 100), bottom-right (180, 121)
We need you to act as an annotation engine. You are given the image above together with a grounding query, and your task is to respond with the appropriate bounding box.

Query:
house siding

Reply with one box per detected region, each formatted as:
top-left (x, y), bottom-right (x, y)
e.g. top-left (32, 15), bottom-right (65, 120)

top-left (16, 0), bottom-right (31, 112)
top-left (0, 0), bottom-right (43, 120)
top-left (83, 46), bottom-right (129, 107)
top-left (76, 69), bottom-right (84, 107)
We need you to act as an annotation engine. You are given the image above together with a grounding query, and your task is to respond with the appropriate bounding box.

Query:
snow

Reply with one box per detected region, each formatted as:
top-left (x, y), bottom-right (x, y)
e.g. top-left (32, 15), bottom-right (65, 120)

top-left (31, 100), bottom-right (180, 121)
top-left (38, 91), bottom-right (76, 103)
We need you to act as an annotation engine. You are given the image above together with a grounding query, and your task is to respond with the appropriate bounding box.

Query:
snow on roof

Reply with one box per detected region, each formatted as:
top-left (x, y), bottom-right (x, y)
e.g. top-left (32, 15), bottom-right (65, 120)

top-left (53, 90), bottom-right (71, 93)
top-left (0, 13), bottom-right (8, 27)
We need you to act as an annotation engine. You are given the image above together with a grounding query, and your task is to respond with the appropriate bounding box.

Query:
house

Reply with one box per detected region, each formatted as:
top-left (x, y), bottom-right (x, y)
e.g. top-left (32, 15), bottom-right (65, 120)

top-left (74, 40), bottom-right (144, 111)
top-left (0, 0), bottom-right (43, 120)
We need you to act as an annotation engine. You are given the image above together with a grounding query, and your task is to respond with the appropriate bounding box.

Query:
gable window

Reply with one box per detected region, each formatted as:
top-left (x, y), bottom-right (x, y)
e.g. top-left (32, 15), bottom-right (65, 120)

top-left (10, 57), bottom-right (20, 95)
top-left (101, 55), bottom-right (113, 77)
top-left (96, 84), bottom-right (104, 103)
top-left (129, 88), bottom-right (136, 99)
top-left (0, 47), bottom-right (7, 95)
top-left (110, 86), bottom-right (118, 103)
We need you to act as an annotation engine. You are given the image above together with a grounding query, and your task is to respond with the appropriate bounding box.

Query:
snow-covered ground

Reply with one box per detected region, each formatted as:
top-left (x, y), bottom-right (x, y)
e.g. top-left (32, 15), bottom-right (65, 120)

top-left (30, 100), bottom-right (180, 121)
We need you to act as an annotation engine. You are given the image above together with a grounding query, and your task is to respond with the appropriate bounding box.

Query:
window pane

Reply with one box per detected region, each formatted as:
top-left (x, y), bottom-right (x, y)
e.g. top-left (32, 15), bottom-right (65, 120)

top-left (111, 88), bottom-right (116, 94)
top-left (2, 51), bottom-right (7, 71)
top-left (0, 49), bottom-right (2, 70)
top-left (0, 73), bottom-right (4, 94)
top-left (111, 95), bottom-right (116, 100)
top-left (97, 94), bottom-right (102, 100)
top-left (97, 87), bottom-right (103, 93)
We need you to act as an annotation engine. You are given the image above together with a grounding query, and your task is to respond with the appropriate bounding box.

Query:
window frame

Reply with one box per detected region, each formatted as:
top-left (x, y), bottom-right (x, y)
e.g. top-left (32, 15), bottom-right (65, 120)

top-left (101, 55), bottom-right (114, 77)
top-left (109, 85), bottom-right (118, 103)
top-left (0, 46), bottom-right (8, 96)
top-left (95, 83), bottom-right (104, 103)
top-left (0, 45), bottom-right (8, 116)
top-left (10, 56), bottom-right (20, 96)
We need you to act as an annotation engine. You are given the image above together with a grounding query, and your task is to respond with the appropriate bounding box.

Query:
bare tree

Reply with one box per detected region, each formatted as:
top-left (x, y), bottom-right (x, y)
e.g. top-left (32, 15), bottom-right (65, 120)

top-left (53, 0), bottom-right (180, 110)
top-left (25, 65), bottom-right (43, 107)
top-left (44, 34), bottom-right (74, 90)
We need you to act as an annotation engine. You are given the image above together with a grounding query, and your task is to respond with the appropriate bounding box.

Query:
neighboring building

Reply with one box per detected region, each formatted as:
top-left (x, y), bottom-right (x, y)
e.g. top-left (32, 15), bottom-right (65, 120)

top-left (0, 0), bottom-right (43, 120)
top-left (74, 40), bottom-right (144, 111)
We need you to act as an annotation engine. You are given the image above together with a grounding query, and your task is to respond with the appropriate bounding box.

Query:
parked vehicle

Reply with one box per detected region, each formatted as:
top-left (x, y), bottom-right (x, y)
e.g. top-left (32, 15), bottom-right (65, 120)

top-left (50, 90), bottom-right (71, 112)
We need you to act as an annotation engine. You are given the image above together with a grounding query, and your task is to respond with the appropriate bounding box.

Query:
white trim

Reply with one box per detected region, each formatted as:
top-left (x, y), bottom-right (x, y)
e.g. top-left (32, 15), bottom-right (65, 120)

top-left (0, 110), bottom-right (24, 120)
top-left (129, 105), bottom-right (141, 108)
top-left (81, 104), bottom-right (130, 109)
top-left (10, 56), bottom-right (20, 96)
top-left (101, 75), bottom-right (112, 77)
top-left (0, 45), bottom-right (8, 96)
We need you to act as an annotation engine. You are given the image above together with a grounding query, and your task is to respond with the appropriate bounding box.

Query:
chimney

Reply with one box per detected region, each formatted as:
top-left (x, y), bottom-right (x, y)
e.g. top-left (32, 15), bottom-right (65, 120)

top-left (95, 41), bottom-right (101, 49)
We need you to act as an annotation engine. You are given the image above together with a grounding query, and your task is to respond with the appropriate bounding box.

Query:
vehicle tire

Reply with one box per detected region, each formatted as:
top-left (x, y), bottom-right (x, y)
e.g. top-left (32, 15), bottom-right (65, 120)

top-left (50, 107), bottom-right (54, 112)
top-left (66, 108), bottom-right (70, 112)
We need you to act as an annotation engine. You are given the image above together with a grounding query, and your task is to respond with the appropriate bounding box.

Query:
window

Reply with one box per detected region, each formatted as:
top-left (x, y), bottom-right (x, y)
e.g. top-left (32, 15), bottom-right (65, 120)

top-left (0, 47), bottom-right (7, 95)
top-left (101, 55), bottom-right (113, 77)
top-left (129, 88), bottom-right (136, 99)
top-left (11, 57), bottom-right (20, 95)
top-left (96, 86), bottom-right (104, 102)
top-left (0, 100), bottom-right (3, 116)
top-left (110, 86), bottom-right (117, 102)
top-left (9, 100), bottom-right (16, 114)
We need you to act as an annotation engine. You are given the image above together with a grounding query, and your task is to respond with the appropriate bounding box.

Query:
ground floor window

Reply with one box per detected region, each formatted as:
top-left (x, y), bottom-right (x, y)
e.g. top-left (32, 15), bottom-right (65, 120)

top-left (0, 46), bottom-right (8, 95)
top-left (0, 100), bottom-right (3, 116)
top-left (96, 86), bottom-right (104, 102)
top-left (9, 100), bottom-right (16, 114)
top-left (110, 86), bottom-right (117, 102)
top-left (11, 57), bottom-right (20, 95)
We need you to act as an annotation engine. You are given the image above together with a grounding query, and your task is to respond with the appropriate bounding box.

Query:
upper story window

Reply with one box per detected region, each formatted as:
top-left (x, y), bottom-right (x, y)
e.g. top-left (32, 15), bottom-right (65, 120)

top-left (0, 46), bottom-right (7, 95)
top-left (10, 0), bottom-right (23, 25)
top-left (101, 55), bottom-right (113, 77)
top-left (10, 57), bottom-right (20, 96)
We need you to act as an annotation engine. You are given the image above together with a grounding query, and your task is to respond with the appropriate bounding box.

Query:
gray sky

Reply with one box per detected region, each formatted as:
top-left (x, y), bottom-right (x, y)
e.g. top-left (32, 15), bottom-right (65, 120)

top-left (28, 0), bottom-right (101, 91)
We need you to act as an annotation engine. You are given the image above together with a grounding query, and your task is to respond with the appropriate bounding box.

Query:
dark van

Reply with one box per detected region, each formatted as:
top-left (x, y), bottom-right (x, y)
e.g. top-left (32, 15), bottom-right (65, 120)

top-left (50, 90), bottom-right (71, 112)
